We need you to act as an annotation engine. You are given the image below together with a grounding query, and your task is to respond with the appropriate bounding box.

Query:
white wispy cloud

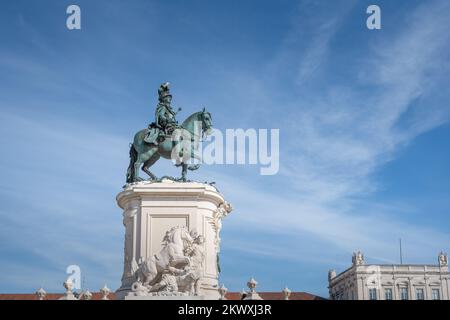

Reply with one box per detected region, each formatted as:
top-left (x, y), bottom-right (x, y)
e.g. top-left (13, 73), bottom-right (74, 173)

top-left (211, 0), bottom-right (450, 271)
top-left (0, 111), bottom-right (129, 292)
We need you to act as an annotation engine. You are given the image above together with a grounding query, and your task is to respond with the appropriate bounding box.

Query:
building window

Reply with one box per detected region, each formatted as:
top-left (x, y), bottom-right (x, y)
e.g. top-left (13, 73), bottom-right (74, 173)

top-left (369, 288), bottom-right (377, 300)
top-left (416, 288), bottom-right (424, 300)
top-left (385, 288), bottom-right (393, 300)
top-left (431, 289), bottom-right (440, 300)
top-left (400, 287), bottom-right (409, 300)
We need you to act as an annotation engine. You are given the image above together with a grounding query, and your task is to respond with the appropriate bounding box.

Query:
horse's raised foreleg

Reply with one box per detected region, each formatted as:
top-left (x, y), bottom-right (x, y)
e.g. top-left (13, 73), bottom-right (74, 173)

top-left (179, 152), bottom-right (200, 180)
top-left (187, 150), bottom-right (201, 171)
top-left (187, 164), bottom-right (200, 171)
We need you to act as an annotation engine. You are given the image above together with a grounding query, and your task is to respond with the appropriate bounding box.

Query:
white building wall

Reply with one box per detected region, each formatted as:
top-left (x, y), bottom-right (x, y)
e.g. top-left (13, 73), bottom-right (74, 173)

top-left (329, 251), bottom-right (449, 300)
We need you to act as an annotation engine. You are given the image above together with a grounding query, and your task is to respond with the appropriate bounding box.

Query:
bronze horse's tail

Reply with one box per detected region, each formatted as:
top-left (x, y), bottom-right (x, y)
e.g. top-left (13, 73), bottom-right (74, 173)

top-left (126, 143), bottom-right (138, 183)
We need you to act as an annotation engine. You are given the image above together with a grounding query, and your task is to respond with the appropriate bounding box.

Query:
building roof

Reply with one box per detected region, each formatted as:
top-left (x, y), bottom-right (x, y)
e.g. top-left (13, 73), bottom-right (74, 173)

top-left (226, 292), bottom-right (326, 300)
top-left (0, 292), bottom-right (326, 300)
top-left (332, 263), bottom-right (448, 283)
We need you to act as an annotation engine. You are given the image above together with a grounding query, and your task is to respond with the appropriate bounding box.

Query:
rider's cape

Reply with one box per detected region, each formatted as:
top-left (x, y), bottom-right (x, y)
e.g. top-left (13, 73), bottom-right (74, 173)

top-left (144, 125), bottom-right (160, 145)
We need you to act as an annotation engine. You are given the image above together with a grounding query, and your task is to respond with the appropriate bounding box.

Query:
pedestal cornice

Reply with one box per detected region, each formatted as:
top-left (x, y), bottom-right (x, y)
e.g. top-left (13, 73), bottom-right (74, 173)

top-left (117, 182), bottom-right (224, 209)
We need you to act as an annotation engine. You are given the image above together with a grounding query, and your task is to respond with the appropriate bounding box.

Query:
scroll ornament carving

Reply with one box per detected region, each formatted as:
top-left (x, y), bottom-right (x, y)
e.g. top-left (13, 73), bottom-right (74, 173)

top-left (211, 201), bottom-right (233, 248)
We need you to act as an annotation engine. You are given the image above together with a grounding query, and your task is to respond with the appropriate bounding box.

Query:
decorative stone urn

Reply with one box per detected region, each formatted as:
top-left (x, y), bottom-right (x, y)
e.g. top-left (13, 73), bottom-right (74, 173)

top-left (115, 180), bottom-right (232, 300)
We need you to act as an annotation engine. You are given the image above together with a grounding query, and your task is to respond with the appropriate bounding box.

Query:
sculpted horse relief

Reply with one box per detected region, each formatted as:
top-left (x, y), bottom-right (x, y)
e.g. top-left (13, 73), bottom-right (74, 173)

top-left (130, 226), bottom-right (205, 296)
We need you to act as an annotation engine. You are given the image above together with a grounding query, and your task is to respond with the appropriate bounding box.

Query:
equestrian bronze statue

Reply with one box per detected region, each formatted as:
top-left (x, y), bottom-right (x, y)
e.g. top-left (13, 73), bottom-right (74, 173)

top-left (126, 83), bottom-right (212, 183)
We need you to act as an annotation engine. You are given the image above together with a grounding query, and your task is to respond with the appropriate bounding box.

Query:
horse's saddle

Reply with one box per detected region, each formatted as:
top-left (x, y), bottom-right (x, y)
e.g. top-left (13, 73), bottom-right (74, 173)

top-left (144, 123), bottom-right (178, 146)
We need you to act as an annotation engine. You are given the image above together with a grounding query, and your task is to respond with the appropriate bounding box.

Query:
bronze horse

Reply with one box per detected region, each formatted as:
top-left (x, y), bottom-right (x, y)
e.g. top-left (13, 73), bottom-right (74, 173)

top-left (126, 108), bottom-right (212, 183)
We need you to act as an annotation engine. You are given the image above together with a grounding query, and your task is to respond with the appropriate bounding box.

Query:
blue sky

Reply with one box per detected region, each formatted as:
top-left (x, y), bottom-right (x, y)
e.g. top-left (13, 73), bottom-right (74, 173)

top-left (1, 0), bottom-right (450, 297)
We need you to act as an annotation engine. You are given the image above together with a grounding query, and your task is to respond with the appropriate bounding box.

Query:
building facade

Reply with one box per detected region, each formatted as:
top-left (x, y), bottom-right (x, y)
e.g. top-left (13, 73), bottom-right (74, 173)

top-left (328, 251), bottom-right (449, 300)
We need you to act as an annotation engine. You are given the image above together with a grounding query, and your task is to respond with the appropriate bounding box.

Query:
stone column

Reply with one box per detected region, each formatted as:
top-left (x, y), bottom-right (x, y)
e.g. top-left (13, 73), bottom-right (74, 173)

top-left (359, 276), bottom-right (365, 300)
top-left (446, 276), bottom-right (450, 300)
top-left (424, 274), bottom-right (430, 300)
top-left (408, 277), bottom-right (414, 300)
top-left (121, 199), bottom-right (140, 285)
top-left (115, 181), bottom-right (232, 300)
top-left (392, 266), bottom-right (398, 300)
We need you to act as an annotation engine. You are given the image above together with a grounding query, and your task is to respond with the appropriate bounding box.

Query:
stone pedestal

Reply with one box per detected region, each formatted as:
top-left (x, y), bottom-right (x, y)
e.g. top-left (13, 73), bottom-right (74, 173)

top-left (115, 181), bottom-right (232, 300)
